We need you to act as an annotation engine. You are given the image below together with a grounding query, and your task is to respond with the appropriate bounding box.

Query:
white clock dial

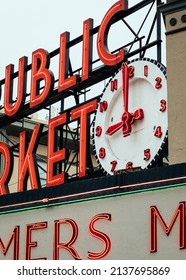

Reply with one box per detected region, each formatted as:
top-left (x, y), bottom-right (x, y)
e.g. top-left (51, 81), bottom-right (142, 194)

top-left (93, 58), bottom-right (167, 174)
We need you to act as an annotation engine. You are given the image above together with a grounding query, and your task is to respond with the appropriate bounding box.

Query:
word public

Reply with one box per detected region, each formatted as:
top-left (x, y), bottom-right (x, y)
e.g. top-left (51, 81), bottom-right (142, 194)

top-left (0, 1), bottom-right (126, 195)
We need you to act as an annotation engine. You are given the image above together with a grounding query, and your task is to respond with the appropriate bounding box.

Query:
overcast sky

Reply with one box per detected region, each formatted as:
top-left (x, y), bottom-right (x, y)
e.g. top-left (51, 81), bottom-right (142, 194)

top-left (0, 1), bottom-right (128, 71)
top-left (0, 0), bottom-right (166, 118)
top-left (0, 0), bottom-right (160, 74)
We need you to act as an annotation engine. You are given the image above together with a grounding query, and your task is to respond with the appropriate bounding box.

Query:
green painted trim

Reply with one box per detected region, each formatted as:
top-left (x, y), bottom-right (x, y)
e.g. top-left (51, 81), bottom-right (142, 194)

top-left (0, 182), bottom-right (186, 216)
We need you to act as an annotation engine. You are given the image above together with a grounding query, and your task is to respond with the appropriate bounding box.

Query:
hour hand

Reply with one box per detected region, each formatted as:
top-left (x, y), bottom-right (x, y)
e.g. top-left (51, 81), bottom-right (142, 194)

top-left (105, 121), bottom-right (123, 135)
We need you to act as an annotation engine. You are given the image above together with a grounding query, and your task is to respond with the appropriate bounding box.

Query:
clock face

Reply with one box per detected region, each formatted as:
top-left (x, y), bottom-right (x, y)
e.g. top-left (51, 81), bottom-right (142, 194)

top-left (93, 58), bottom-right (168, 174)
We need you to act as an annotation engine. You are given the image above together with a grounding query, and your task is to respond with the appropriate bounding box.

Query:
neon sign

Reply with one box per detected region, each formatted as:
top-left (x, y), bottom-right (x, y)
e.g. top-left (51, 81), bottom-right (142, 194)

top-left (0, 213), bottom-right (111, 260)
top-left (0, 1), bottom-right (126, 195)
top-left (3, 0), bottom-right (125, 117)
top-left (0, 200), bottom-right (186, 260)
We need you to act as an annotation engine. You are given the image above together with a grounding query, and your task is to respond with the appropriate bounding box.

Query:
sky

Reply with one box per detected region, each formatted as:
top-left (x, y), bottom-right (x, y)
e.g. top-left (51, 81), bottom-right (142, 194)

top-left (0, 0), bottom-right (166, 119)
top-left (0, 0), bottom-right (130, 72)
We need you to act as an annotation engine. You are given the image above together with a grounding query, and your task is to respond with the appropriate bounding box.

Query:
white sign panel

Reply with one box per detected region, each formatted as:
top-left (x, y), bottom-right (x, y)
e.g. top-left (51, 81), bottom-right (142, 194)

top-left (0, 185), bottom-right (186, 260)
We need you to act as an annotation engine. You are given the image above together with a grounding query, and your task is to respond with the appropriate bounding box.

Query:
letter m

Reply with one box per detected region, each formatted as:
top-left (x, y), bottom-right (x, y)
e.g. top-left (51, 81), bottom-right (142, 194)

top-left (150, 202), bottom-right (186, 253)
top-left (0, 226), bottom-right (20, 259)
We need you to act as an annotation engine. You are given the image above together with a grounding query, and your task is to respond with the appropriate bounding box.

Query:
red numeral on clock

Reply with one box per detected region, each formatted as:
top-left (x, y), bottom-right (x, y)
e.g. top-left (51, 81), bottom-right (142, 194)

top-left (160, 99), bottom-right (166, 112)
top-left (154, 126), bottom-right (162, 138)
top-left (110, 160), bottom-right (117, 172)
top-left (155, 77), bottom-right (162, 89)
top-left (100, 101), bottom-right (108, 112)
top-left (144, 148), bottom-right (150, 161)
top-left (110, 79), bottom-right (118, 92)
top-left (99, 147), bottom-right (106, 159)
top-left (144, 65), bottom-right (148, 77)
top-left (96, 126), bottom-right (102, 136)
top-left (126, 162), bottom-right (133, 169)
top-left (129, 66), bottom-right (134, 77)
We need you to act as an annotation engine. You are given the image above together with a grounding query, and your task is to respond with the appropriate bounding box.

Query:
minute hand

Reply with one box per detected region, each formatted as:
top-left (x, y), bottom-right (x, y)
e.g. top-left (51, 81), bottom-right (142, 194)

top-left (122, 63), bottom-right (129, 113)
top-left (105, 64), bottom-right (131, 136)
top-left (121, 63), bottom-right (132, 135)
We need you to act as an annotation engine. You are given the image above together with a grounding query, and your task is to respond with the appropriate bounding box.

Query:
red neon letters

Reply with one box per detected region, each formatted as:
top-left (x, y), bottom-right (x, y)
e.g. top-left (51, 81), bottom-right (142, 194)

top-left (4, 57), bottom-right (27, 116)
top-left (58, 32), bottom-right (77, 92)
top-left (30, 49), bottom-right (54, 108)
top-left (2, 1), bottom-right (125, 115)
top-left (150, 202), bottom-right (186, 253)
top-left (71, 100), bottom-right (97, 177)
top-left (0, 226), bottom-right (20, 260)
top-left (97, 0), bottom-right (125, 65)
top-left (0, 142), bottom-right (13, 195)
top-left (88, 213), bottom-right (111, 259)
top-left (0, 1), bottom-right (127, 194)
top-left (0, 213), bottom-right (111, 260)
top-left (26, 222), bottom-right (47, 260)
top-left (0, 98), bottom-right (97, 194)
top-left (47, 113), bottom-right (67, 187)
top-left (1, 201), bottom-right (186, 259)
top-left (18, 124), bottom-right (43, 192)
top-left (54, 218), bottom-right (81, 260)
top-left (82, 19), bottom-right (93, 81)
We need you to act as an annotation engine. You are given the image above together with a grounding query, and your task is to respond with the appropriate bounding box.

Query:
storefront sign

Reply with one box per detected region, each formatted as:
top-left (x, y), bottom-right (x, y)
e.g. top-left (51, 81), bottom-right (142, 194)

top-left (0, 185), bottom-right (186, 260)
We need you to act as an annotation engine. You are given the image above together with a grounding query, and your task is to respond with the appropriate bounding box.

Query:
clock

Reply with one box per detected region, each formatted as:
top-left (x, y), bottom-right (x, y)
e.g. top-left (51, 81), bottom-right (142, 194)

top-left (93, 58), bottom-right (168, 174)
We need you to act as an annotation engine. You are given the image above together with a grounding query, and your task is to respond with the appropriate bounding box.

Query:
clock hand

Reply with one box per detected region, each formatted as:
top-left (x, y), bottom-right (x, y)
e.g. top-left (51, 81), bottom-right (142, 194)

top-left (106, 63), bottom-right (131, 136)
top-left (121, 63), bottom-right (144, 136)
top-left (105, 63), bottom-right (144, 137)
top-left (106, 110), bottom-right (144, 136)
top-left (105, 121), bottom-right (123, 135)
top-left (106, 111), bottom-right (133, 136)
top-left (121, 63), bottom-right (133, 136)
top-left (122, 63), bottom-right (129, 113)
top-left (105, 63), bottom-right (129, 136)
